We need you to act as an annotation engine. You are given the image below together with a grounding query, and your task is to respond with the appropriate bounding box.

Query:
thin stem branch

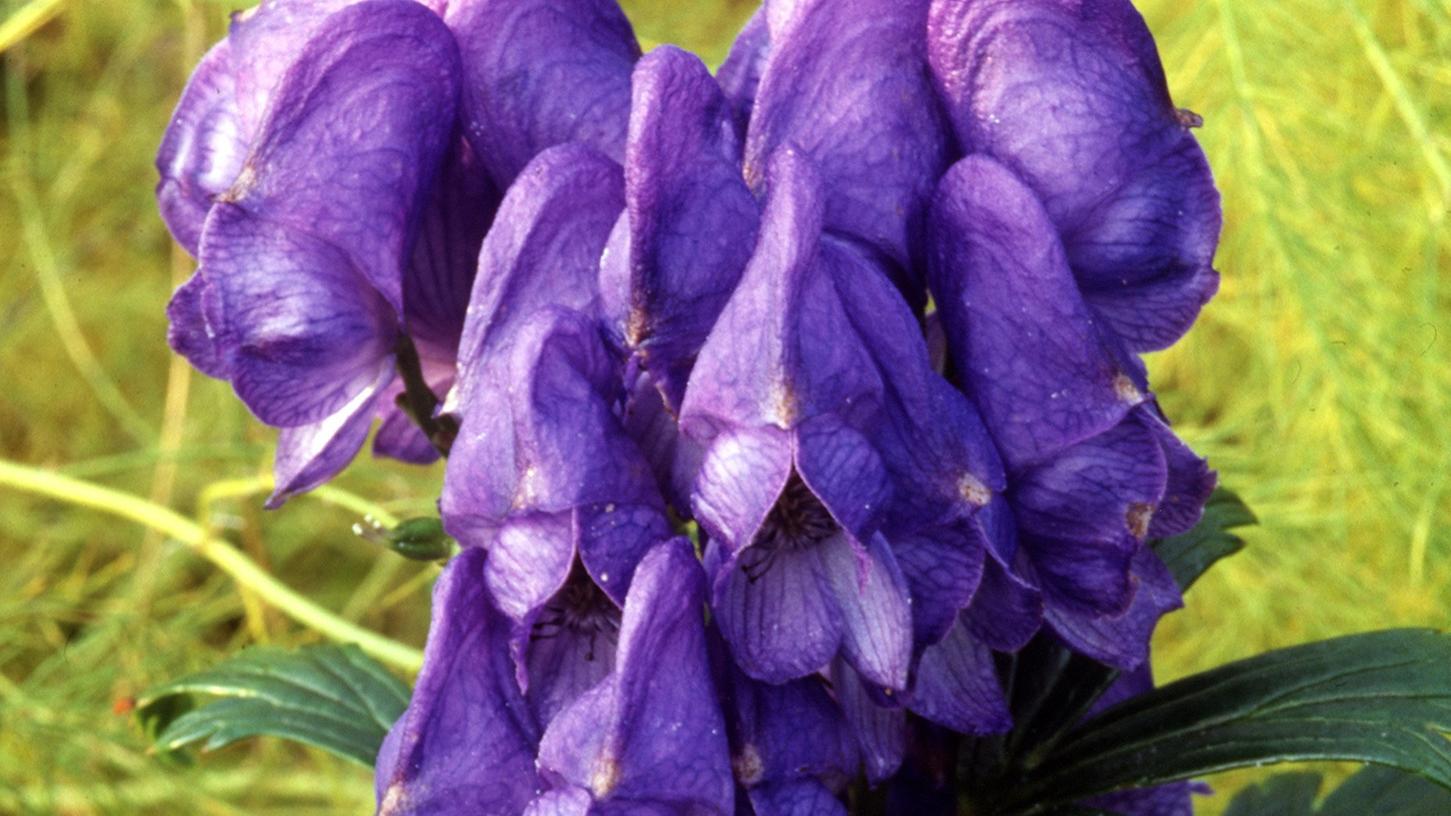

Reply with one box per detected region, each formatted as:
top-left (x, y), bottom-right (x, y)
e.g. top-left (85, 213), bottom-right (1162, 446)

top-left (393, 334), bottom-right (457, 457)
top-left (0, 459), bottom-right (424, 673)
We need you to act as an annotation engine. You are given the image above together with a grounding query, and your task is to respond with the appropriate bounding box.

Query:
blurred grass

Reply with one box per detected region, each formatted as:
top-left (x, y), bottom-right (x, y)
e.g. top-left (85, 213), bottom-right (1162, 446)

top-left (0, 0), bottom-right (1445, 813)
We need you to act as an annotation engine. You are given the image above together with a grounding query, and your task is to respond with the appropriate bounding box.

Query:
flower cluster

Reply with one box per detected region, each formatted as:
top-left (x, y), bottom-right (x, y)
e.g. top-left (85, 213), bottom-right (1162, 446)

top-left (158, 0), bottom-right (1221, 814)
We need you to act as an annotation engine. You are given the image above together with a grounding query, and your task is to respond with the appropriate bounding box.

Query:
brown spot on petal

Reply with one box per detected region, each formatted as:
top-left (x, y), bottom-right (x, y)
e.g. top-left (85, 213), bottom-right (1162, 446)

top-left (591, 752), bottom-right (621, 798)
top-left (378, 784), bottom-right (411, 816)
top-left (1175, 107), bottom-right (1204, 129)
top-left (771, 381), bottom-right (798, 427)
top-left (218, 163), bottom-right (258, 203)
top-left (958, 473), bottom-right (992, 507)
top-left (1113, 373), bottom-right (1144, 405)
top-left (733, 743), bottom-right (764, 787)
top-left (1126, 502), bottom-right (1155, 539)
top-left (626, 305), bottom-right (650, 348)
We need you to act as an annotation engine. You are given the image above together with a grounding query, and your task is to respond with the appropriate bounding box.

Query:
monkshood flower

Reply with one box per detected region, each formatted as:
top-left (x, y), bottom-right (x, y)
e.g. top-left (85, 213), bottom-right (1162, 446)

top-left (721, 0), bottom-right (949, 306)
top-left (927, 0), bottom-right (1221, 352)
top-left (680, 149), bottom-right (913, 691)
top-left (598, 45), bottom-right (760, 417)
top-left (376, 539), bottom-right (733, 816)
top-left (437, 144), bottom-right (690, 736)
top-left (594, 45), bottom-right (760, 510)
top-left (161, 0), bottom-right (463, 504)
top-left (928, 154), bottom-right (1213, 670)
top-left (718, 658), bottom-right (858, 816)
top-left (159, 0), bottom-right (642, 503)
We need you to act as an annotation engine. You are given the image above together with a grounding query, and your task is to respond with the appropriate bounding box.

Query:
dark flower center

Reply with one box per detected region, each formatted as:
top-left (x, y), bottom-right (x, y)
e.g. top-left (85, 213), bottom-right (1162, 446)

top-left (740, 474), bottom-right (840, 582)
top-left (532, 561), bottom-right (620, 660)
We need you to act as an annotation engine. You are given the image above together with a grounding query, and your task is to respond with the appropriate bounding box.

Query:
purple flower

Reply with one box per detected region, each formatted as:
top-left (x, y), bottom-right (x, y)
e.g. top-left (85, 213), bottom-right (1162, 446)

top-left (720, 664), bottom-right (857, 816)
top-left (927, 0), bottom-right (1221, 352)
top-left (377, 539), bottom-right (732, 816)
top-left (159, 0), bottom-right (643, 504)
top-left (374, 547), bottom-right (541, 816)
top-left (734, 0), bottom-right (949, 305)
top-left (928, 154), bottom-right (1213, 669)
top-left (531, 538), bottom-right (734, 816)
top-left (599, 45), bottom-right (759, 416)
top-left (163, 0), bottom-right (464, 504)
top-left (440, 145), bottom-right (669, 622)
top-left (679, 149), bottom-right (912, 691)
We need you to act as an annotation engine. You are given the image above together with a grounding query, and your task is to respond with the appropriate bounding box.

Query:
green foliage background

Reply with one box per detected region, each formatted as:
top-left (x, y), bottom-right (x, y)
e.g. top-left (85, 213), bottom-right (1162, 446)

top-left (0, 0), bottom-right (1446, 812)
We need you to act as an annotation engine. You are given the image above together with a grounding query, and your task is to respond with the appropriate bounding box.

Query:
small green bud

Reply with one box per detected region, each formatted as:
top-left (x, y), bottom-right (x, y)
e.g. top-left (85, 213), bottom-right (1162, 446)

top-left (353, 516), bottom-right (454, 561)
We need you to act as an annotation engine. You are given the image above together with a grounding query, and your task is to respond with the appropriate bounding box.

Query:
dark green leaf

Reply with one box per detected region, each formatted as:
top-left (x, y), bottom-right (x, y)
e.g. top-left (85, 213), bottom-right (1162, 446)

top-left (1152, 487), bottom-right (1255, 592)
top-left (1223, 772), bottom-right (1323, 816)
top-left (1223, 765), bottom-right (1451, 816)
top-left (135, 644), bottom-right (410, 766)
top-left (1318, 765), bottom-right (1451, 815)
top-left (1005, 629), bottom-right (1451, 811)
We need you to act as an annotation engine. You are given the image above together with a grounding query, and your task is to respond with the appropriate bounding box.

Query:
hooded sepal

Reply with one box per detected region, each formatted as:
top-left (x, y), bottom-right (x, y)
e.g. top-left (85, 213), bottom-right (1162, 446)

top-left (374, 547), bottom-right (541, 816)
top-left (534, 538), bottom-right (735, 815)
top-left (928, 0), bottom-right (1221, 351)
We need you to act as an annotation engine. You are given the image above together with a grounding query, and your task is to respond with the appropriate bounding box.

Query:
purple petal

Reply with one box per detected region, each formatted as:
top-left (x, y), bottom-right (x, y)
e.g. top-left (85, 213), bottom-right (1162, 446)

top-left (928, 155), bottom-right (1144, 469)
top-left (375, 548), bottom-right (540, 816)
top-left (200, 1), bottom-right (461, 427)
top-left (1016, 416), bottom-right (1167, 618)
top-left (680, 148), bottom-right (828, 437)
top-left (832, 661), bottom-right (905, 784)
top-left (690, 426), bottom-right (794, 557)
top-left (451, 143), bottom-right (624, 411)
top-left (211, 0), bottom-right (460, 315)
top-left (749, 781), bottom-right (847, 816)
top-left (600, 45), bottom-right (760, 413)
top-left (166, 273), bottom-right (230, 380)
top-left (928, 0), bottom-right (1221, 351)
top-left (404, 138), bottom-right (499, 356)
top-left (372, 405), bottom-right (441, 465)
top-left (715, 8), bottom-right (770, 135)
top-left (892, 528), bottom-right (986, 645)
top-left (227, 0), bottom-right (361, 136)
top-left (680, 151), bottom-right (882, 470)
top-left (445, 307), bottom-right (667, 609)
top-left (156, 39), bottom-right (245, 255)
top-left (1046, 545), bottom-right (1183, 670)
top-left (745, 0), bottom-right (948, 294)
top-left (484, 513), bottom-right (576, 623)
top-left (828, 239), bottom-right (1005, 535)
top-left (795, 415), bottom-right (890, 545)
top-left (444, 0), bottom-right (639, 188)
top-left (909, 619), bottom-right (1011, 735)
top-left (538, 539), bottom-right (734, 814)
top-left (819, 533), bottom-right (912, 691)
top-left (1014, 415), bottom-right (1168, 545)
top-left (963, 554), bottom-right (1043, 652)
top-left (1139, 406), bottom-right (1216, 539)
top-left (525, 596), bottom-right (618, 730)
top-left (727, 673), bottom-right (857, 790)
top-left (268, 367), bottom-right (391, 506)
top-left (524, 787), bottom-right (593, 816)
top-left (716, 540), bottom-right (842, 684)
top-left (201, 210), bottom-right (397, 427)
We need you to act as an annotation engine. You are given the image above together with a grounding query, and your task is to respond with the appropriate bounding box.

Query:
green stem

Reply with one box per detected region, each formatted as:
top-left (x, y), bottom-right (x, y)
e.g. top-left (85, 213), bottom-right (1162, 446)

top-left (393, 334), bottom-right (457, 457)
top-left (0, 459), bottom-right (423, 673)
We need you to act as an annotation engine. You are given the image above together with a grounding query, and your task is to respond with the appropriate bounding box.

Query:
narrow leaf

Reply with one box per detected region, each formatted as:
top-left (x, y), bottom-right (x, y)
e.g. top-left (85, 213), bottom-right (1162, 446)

top-left (1223, 772), bottom-right (1322, 816)
top-left (1223, 765), bottom-right (1451, 816)
top-left (1008, 629), bottom-right (1451, 810)
top-left (1152, 487), bottom-right (1255, 592)
top-left (136, 644), bottom-right (410, 767)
